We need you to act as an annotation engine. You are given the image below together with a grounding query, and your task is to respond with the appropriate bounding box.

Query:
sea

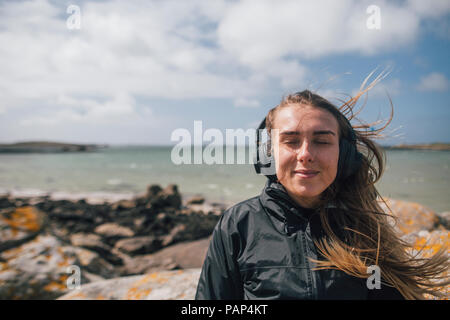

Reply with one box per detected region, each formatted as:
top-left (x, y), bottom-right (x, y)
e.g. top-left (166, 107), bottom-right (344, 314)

top-left (0, 146), bottom-right (449, 213)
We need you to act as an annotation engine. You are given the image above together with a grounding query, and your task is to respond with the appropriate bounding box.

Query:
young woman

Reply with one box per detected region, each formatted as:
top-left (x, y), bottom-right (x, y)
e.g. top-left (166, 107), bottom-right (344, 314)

top-left (195, 76), bottom-right (449, 300)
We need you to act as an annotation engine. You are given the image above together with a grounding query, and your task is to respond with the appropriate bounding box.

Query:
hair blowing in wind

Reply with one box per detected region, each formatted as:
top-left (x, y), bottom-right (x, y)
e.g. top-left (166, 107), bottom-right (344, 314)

top-left (266, 70), bottom-right (449, 300)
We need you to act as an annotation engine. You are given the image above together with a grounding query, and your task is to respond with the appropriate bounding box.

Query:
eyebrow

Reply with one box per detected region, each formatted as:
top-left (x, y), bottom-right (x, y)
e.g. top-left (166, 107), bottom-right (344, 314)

top-left (280, 130), bottom-right (336, 136)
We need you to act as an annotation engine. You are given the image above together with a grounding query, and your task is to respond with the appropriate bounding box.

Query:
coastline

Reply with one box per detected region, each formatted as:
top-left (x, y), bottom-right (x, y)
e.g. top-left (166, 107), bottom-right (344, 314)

top-left (383, 143), bottom-right (450, 151)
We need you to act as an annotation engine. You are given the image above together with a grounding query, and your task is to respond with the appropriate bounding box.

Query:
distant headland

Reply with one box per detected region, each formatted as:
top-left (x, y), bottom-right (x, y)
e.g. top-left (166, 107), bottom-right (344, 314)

top-left (383, 143), bottom-right (450, 151)
top-left (0, 141), bottom-right (108, 153)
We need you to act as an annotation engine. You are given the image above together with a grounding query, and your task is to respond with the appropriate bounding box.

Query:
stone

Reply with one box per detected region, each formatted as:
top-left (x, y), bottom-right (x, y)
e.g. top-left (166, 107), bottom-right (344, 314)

top-left (111, 200), bottom-right (136, 211)
top-left (380, 198), bottom-right (439, 235)
top-left (0, 206), bottom-right (46, 252)
top-left (148, 184), bottom-right (182, 210)
top-left (57, 268), bottom-right (201, 300)
top-left (95, 223), bottom-right (135, 239)
top-left (70, 233), bottom-right (123, 266)
top-left (161, 224), bottom-right (186, 247)
top-left (436, 211), bottom-right (450, 230)
top-left (0, 235), bottom-right (88, 299)
top-left (0, 195), bottom-right (14, 209)
top-left (119, 237), bottom-right (210, 276)
top-left (186, 196), bottom-right (205, 205)
top-left (114, 236), bottom-right (162, 256)
top-left (146, 185), bottom-right (163, 199)
top-left (401, 229), bottom-right (449, 300)
top-left (119, 255), bottom-right (179, 276)
top-left (71, 247), bottom-right (116, 279)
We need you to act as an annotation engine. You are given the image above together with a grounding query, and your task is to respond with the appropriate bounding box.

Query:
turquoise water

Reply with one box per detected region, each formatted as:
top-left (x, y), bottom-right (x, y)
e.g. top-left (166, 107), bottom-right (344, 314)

top-left (0, 146), bottom-right (449, 212)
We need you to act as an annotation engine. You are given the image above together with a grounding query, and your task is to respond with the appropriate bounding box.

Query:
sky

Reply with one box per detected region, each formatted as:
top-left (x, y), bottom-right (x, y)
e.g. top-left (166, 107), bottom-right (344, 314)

top-left (0, 0), bottom-right (449, 146)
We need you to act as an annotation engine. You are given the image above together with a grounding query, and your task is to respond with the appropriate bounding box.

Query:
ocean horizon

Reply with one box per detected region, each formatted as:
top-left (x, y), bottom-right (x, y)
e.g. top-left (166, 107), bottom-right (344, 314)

top-left (0, 146), bottom-right (449, 213)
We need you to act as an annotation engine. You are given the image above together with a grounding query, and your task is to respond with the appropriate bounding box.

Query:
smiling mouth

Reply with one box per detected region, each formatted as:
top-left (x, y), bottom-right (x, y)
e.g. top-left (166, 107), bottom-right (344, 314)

top-left (294, 170), bottom-right (319, 178)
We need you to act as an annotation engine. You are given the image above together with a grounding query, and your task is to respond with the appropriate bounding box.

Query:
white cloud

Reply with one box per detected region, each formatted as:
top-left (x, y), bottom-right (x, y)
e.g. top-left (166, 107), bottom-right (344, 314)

top-left (234, 97), bottom-right (260, 108)
top-left (217, 0), bottom-right (428, 65)
top-left (416, 72), bottom-right (450, 92)
top-left (407, 0), bottom-right (450, 18)
top-left (0, 0), bottom-right (448, 143)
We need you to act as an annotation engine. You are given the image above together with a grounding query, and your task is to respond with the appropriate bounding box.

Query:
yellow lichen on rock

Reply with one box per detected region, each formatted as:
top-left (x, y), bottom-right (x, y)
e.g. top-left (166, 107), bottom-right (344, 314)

top-left (124, 287), bottom-right (152, 300)
top-left (44, 281), bottom-right (67, 292)
top-left (2, 206), bottom-right (43, 233)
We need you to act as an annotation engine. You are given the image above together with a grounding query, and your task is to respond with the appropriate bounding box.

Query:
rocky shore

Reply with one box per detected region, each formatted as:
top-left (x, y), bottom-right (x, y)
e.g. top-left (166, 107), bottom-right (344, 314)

top-left (0, 184), bottom-right (224, 299)
top-left (0, 185), bottom-right (448, 300)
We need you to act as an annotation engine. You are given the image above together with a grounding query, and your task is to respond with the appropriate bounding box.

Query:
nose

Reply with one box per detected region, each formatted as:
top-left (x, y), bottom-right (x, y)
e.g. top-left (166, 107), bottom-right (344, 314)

top-left (296, 141), bottom-right (314, 163)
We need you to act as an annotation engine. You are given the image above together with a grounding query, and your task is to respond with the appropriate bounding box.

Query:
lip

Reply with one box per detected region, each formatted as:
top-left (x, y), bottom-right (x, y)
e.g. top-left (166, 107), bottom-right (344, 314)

top-left (294, 169), bottom-right (319, 178)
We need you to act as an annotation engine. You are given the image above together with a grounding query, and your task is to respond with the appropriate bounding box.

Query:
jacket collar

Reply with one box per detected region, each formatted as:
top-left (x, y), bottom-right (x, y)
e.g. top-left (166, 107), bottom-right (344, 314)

top-left (259, 179), bottom-right (318, 223)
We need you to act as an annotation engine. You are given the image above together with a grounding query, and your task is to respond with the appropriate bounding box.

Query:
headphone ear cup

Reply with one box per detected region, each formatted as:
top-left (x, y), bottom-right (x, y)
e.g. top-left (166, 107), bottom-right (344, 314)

top-left (258, 141), bottom-right (277, 178)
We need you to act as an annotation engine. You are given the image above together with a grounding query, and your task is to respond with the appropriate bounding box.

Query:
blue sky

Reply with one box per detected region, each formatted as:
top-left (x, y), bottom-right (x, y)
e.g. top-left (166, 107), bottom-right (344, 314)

top-left (0, 0), bottom-right (449, 146)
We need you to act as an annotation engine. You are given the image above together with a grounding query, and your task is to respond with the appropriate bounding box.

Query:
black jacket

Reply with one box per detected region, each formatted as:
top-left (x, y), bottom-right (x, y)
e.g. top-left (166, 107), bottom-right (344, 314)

top-left (195, 179), bottom-right (404, 300)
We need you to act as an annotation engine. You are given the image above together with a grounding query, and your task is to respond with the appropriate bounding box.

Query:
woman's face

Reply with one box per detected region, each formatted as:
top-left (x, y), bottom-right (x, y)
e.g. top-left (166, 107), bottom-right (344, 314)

top-left (271, 104), bottom-right (340, 208)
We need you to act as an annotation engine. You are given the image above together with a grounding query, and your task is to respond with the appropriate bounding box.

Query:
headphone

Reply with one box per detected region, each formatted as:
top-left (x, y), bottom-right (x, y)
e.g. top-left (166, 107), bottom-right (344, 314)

top-left (253, 114), bottom-right (363, 182)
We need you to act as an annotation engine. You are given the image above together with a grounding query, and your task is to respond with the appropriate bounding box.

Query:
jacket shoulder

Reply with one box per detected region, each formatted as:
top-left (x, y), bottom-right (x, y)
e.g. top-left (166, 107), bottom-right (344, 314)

top-left (221, 195), bottom-right (262, 224)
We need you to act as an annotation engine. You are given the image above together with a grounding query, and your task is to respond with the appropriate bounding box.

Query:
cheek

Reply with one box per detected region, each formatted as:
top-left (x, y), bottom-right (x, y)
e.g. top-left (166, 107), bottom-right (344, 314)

top-left (319, 149), bottom-right (339, 179)
top-left (274, 147), bottom-right (295, 179)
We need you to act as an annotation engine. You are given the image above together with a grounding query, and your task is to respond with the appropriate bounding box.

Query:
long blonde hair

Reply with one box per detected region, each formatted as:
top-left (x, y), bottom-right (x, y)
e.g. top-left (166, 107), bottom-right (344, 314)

top-left (266, 71), bottom-right (449, 299)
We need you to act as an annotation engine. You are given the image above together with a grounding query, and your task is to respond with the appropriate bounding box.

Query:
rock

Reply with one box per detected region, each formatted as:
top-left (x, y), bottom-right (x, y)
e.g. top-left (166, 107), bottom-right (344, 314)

top-left (111, 200), bottom-right (136, 211)
top-left (436, 211), bottom-right (450, 230)
top-left (57, 268), bottom-right (201, 300)
top-left (145, 184), bottom-right (163, 199)
top-left (0, 195), bottom-right (14, 209)
top-left (186, 196), bottom-right (205, 205)
top-left (143, 184), bottom-right (181, 210)
top-left (161, 224), bottom-right (186, 247)
top-left (0, 235), bottom-right (89, 299)
top-left (120, 237), bottom-right (210, 276)
top-left (71, 247), bottom-right (117, 279)
top-left (402, 229), bottom-right (450, 259)
top-left (70, 233), bottom-right (123, 266)
top-left (150, 237), bottom-right (210, 269)
top-left (119, 256), bottom-right (180, 276)
top-left (402, 229), bottom-right (449, 300)
top-left (95, 223), bottom-right (135, 239)
top-left (114, 236), bottom-right (162, 256)
top-left (0, 206), bottom-right (46, 252)
top-left (380, 198), bottom-right (439, 235)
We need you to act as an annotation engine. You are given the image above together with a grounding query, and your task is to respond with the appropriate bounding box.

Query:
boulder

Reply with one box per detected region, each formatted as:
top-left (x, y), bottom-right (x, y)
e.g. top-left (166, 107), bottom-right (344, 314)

top-left (111, 200), bottom-right (136, 211)
top-left (57, 268), bottom-right (201, 300)
top-left (120, 237), bottom-right (210, 276)
top-left (114, 236), bottom-right (162, 256)
top-left (0, 235), bottom-right (89, 299)
top-left (142, 184), bottom-right (182, 210)
top-left (95, 223), bottom-right (135, 240)
top-left (71, 247), bottom-right (117, 279)
top-left (436, 211), bottom-right (450, 230)
top-left (186, 196), bottom-right (205, 205)
top-left (0, 195), bottom-right (14, 209)
top-left (145, 184), bottom-right (163, 199)
top-left (70, 233), bottom-right (123, 266)
top-left (0, 206), bottom-right (46, 252)
top-left (402, 229), bottom-right (450, 259)
top-left (380, 198), bottom-right (439, 235)
top-left (402, 229), bottom-right (449, 300)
